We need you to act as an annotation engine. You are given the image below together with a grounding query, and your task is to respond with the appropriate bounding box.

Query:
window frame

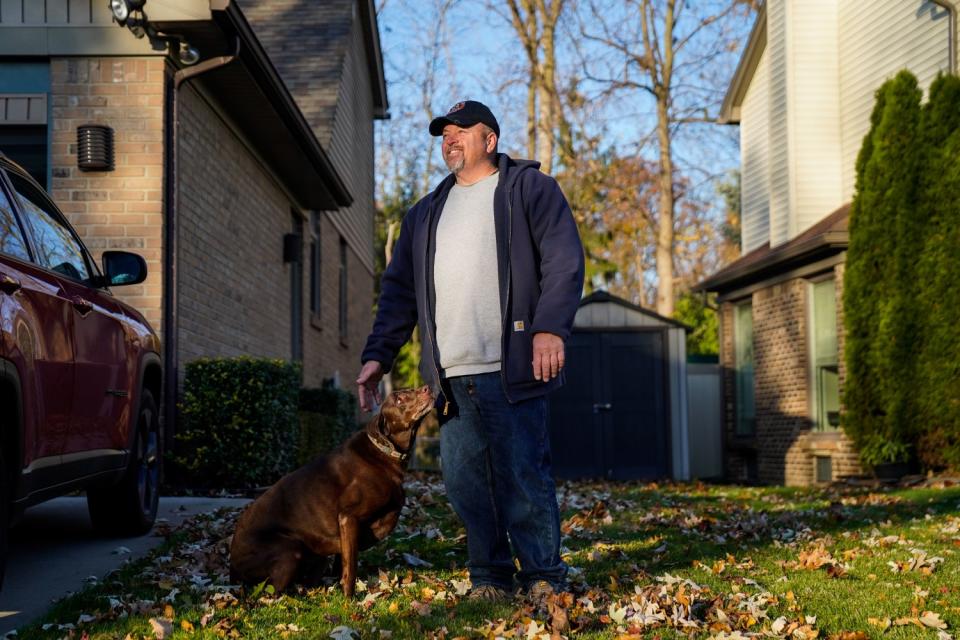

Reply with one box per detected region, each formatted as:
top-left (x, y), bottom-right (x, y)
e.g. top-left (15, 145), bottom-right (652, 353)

top-left (309, 212), bottom-right (322, 329)
top-left (807, 275), bottom-right (840, 432)
top-left (338, 236), bottom-right (348, 346)
top-left (733, 299), bottom-right (756, 437)
top-left (1, 159), bottom-right (101, 286)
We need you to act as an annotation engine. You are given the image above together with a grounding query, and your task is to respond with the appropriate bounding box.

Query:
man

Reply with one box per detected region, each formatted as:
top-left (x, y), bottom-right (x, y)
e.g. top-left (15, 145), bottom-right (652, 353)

top-left (357, 100), bottom-right (584, 603)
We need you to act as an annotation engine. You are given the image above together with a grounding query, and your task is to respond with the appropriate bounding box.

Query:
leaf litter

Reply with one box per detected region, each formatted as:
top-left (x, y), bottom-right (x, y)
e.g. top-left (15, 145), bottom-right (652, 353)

top-left (22, 475), bottom-right (960, 639)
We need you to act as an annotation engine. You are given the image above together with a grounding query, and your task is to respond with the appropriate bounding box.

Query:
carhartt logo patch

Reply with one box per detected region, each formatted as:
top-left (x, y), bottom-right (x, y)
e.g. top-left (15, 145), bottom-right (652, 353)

top-left (513, 321), bottom-right (525, 332)
top-left (449, 101), bottom-right (465, 113)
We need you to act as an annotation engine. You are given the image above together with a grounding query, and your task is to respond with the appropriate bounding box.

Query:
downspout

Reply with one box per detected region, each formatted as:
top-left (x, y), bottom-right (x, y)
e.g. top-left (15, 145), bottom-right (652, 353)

top-left (163, 39), bottom-right (239, 452)
top-left (931, 0), bottom-right (957, 73)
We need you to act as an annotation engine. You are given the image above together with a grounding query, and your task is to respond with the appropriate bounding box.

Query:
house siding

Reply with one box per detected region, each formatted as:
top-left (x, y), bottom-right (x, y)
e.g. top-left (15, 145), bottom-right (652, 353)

top-left (176, 84), bottom-right (294, 368)
top-left (787, 0), bottom-right (844, 237)
top-left (765, 0), bottom-right (791, 248)
top-left (739, 48), bottom-right (770, 254)
top-left (838, 0), bottom-right (950, 201)
top-left (325, 11), bottom-right (376, 276)
top-left (49, 56), bottom-right (166, 335)
top-left (0, 0), bottom-right (109, 25)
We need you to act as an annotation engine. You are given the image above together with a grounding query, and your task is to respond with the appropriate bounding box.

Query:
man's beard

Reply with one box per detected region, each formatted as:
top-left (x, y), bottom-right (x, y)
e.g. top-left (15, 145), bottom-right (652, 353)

top-left (444, 150), bottom-right (464, 174)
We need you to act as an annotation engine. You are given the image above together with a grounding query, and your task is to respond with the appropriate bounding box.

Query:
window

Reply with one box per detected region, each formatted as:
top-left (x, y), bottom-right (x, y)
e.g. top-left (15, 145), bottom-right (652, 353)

top-left (290, 213), bottom-right (304, 362)
top-left (338, 236), bottom-right (347, 344)
top-left (0, 124), bottom-right (47, 186)
top-left (734, 300), bottom-right (755, 436)
top-left (309, 212), bottom-right (321, 318)
top-left (0, 181), bottom-right (30, 261)
top-left (810, 278), bottom-right (840, 430)
top-left (815, 456), bottom-right (833, 483)
top-left (7, 171), bottom-right (89, 282)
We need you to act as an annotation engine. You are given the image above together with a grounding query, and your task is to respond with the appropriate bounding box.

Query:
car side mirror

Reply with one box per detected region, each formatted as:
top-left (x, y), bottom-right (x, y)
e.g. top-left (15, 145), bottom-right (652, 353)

top-left (100, 251), bottom-right (147, 287)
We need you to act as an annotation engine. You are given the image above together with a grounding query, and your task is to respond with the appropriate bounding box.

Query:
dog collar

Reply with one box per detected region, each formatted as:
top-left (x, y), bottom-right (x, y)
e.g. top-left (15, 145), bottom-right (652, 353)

top-left (367, 433), bottom-right (408, 461)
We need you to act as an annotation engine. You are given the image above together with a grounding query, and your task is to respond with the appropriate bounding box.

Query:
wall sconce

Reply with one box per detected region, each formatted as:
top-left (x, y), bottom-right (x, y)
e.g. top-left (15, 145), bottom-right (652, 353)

top-left (283, 233), bottom-right (302, 263)
top-left (77, 125), bottom-right (115, 172)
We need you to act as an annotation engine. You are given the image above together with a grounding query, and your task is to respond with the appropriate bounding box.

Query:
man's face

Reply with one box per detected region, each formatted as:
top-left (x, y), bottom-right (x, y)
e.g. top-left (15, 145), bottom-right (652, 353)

top-left (441, 124), bottom-right (495, 174)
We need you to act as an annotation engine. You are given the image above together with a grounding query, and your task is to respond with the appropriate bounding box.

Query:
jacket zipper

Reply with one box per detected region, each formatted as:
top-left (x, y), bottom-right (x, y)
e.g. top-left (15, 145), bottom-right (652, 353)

top-left (499, 186), bottom-right (514, 402)
top-left (424, 201), bottom-right (450, 416)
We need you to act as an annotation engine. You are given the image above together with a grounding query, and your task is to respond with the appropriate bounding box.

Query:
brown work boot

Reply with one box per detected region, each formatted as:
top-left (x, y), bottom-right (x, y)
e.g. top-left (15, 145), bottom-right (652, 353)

top-left (467, 584), bottom-right (510, 602)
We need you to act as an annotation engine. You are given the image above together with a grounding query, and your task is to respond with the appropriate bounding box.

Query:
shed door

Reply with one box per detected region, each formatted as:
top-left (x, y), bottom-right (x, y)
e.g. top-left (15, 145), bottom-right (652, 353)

top-left (548, 331), bottom-right (669, 480)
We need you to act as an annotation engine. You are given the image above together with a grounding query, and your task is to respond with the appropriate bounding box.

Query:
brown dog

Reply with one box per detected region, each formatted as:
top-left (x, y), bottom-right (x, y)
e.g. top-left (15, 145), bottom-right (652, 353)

top-left (229, 385), bottom-right (434, 596)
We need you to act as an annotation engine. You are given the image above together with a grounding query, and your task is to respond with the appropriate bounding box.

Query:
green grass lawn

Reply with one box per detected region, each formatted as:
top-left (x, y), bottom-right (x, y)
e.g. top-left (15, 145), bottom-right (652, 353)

top-left (14, 476), bottom-right (960, 640)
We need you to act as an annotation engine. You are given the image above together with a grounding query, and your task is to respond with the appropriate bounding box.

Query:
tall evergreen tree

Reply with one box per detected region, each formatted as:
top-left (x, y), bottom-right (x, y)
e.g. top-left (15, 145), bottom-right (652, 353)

top-left (915, 74), bottom-right (960, 469)
top-left (843, 71), bottom-right (922, 466)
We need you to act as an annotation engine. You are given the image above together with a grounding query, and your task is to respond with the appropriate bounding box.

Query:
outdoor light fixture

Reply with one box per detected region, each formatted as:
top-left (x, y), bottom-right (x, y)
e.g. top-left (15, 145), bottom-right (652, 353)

top-left (77, 125), bottom-right (115, 172)
top-left (178, 42), bottom-right (200, 65)
top-left (109, 0), bottom-right (145, 26)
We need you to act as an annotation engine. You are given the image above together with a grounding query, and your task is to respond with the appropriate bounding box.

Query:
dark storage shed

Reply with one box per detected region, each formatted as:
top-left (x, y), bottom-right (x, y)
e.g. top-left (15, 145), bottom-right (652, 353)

top-left (548, 291), bottom-right (691, 481)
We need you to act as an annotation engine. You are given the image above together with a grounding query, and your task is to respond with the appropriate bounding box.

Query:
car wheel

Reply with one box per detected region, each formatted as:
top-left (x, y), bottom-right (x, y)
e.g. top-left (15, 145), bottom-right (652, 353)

top-left (88, 389), bottom-right (160, 536)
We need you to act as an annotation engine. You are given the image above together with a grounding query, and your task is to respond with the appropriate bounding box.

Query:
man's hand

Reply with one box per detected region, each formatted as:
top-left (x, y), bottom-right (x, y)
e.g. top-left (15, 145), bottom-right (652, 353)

top-left (532, 332), bottom-right (565, 382)
top-left (356, 361), bottom-right (384, 412)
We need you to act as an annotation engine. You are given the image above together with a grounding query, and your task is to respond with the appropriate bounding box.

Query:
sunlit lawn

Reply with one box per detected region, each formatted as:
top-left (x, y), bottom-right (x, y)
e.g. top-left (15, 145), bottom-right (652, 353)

top-left (14, 475), bottom-right (960, 639)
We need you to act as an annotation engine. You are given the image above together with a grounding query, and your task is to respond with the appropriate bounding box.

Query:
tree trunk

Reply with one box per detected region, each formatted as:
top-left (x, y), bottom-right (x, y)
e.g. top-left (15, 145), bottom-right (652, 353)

top-left (655, 94), bottom-right (675, 317)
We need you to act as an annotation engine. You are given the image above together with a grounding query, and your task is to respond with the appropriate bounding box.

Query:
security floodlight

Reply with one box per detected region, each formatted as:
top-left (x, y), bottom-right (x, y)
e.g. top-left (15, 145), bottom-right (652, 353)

top-left (178, 42), bottom-right (200, 66)
top-left (109, 0), bottom-right (146, 26)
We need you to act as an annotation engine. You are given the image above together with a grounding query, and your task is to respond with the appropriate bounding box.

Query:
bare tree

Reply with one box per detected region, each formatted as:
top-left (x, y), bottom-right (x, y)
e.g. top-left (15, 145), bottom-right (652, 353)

top-left (500, 0), bottom-right (568, 173)
top-left (580, 0), bottom-right (753, 316)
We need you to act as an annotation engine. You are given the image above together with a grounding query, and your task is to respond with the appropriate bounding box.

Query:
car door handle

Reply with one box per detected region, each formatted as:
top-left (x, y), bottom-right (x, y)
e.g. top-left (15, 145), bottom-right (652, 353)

top-left (592, 402), bottom-right (613, 413)
top-left (0, 272), bottom-right (22, 295)
top-left (71, 295), bottom-right (94, 316)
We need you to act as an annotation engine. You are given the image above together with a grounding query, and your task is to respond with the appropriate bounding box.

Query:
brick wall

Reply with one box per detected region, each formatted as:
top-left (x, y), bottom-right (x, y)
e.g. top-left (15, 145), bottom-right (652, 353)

top-left (753, 280), bottom-right (811, 485)
top-left (720, 264), bottom-right (863, 486)
top-left (176, 84), bottom-right (372, 392)
top-left (49, 57), bottom-right (166, 334)
top-left (176, 84), bottom-right (293, 366)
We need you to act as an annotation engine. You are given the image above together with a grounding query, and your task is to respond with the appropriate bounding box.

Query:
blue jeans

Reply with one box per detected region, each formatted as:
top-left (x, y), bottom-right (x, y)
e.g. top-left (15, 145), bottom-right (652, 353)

top-left (439, 372), bottom-right (567, 590)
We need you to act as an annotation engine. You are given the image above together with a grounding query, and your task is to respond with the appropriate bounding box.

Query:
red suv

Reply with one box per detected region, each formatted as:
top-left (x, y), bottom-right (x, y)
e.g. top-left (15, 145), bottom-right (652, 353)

top-left (0, 153), bottom-right (163, 586)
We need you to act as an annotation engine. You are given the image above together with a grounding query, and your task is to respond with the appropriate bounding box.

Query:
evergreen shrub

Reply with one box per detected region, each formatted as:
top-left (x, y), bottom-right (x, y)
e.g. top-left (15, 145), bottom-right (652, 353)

top-left (172, 357), bottom-right (301, 491)
top-left (298, 384), bottom-right (359, 464)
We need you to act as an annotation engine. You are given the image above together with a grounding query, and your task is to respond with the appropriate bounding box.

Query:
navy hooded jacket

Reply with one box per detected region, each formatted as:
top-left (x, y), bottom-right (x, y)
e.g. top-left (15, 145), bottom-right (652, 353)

top-left (361, 153), bottom-right (585, 414)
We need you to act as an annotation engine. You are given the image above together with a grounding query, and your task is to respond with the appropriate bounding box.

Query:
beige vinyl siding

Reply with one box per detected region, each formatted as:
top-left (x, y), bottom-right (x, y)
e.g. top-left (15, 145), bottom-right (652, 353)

top-left (740, 48), bottom-right (771, 254)
top-left (325, 11), bottom-right (376, 276)
top-left (786, 0), bottom-right (843, 237)
top-left (766, 0), bottom-right (791, 248)
top-left (838, 0), bottom-right (950, 200)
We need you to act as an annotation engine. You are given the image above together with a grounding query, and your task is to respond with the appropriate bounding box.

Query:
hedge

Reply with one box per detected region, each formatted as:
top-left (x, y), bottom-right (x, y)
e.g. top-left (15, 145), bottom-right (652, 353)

top-left (171, 357), bottom-right (301, 491)
top-left (298, 384), bottom-right (359, 464)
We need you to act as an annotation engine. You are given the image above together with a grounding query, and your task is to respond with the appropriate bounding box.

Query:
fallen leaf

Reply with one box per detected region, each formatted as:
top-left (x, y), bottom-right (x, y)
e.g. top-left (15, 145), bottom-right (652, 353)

top-left (920, 612), bottom-right (949, 630)
top-left (410, 600), bottom-right (432, 617)
top-left (149, 618), bottom-right (173, 640)
top-left (329, 626), bottom-right (360, 640)
top-left (402, 552), bottom-right (433, 568)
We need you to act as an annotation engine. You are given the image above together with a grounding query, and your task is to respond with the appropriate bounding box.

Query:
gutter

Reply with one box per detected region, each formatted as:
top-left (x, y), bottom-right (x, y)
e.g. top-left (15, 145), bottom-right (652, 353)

top-left (931, 0), bottom-right (958, 73)
top-left (163, 41), bottom-right (240, 452)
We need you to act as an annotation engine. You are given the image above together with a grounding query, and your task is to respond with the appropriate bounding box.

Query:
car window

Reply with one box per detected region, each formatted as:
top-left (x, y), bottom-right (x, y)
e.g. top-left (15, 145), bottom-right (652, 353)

top-left (6, 170), bottom-right (90, 282)
top-left (0, 180), bottom-right (31, 262)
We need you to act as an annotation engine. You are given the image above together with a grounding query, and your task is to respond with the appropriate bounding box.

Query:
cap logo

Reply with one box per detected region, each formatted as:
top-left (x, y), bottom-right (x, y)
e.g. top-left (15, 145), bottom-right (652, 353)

top-left (448, 102), bottom-right (465, 113)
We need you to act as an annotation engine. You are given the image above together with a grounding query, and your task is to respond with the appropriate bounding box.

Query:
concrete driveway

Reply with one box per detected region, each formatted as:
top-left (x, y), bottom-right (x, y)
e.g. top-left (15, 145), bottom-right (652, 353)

top-left (0, 495), bottom-right (249, 636)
